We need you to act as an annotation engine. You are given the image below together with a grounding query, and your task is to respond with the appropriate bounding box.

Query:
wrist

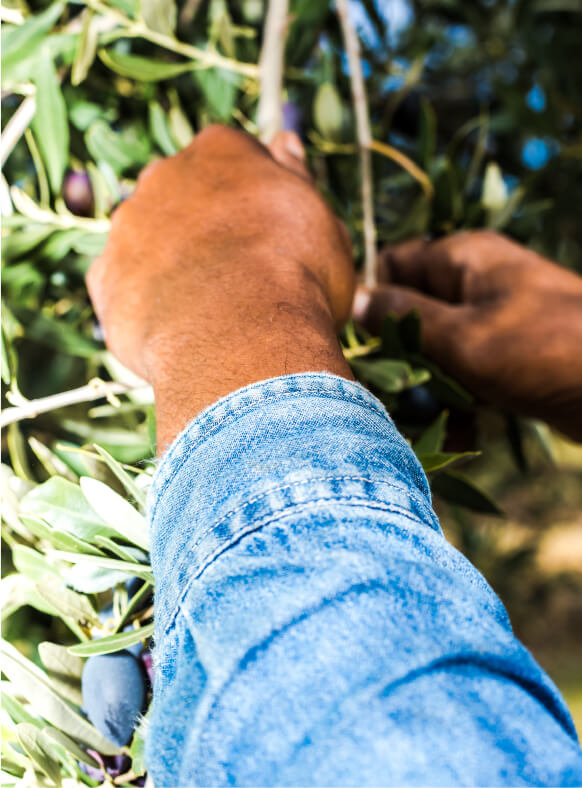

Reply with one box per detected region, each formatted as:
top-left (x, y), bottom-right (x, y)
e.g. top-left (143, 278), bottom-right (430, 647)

top-left (146, 263), bottom-right (353, 451)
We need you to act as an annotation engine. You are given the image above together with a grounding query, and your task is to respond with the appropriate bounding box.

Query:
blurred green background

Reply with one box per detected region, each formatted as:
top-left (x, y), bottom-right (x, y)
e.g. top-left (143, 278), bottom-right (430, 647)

top-left (2, 0), bottom-right (581, 776)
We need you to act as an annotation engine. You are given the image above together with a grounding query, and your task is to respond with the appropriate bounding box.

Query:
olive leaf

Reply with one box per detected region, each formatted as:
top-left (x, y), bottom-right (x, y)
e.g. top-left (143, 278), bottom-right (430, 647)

top-left (41, 727), bottom-right (100, 768)
top-left (31, 47), bottom-right (69, 194)
top-left (418, 451), bottom-right (480, 475)
top-left (21, 478), bottom-right (116, 545)
top-left (413, 411), bottom-right (448, 455)
top-left (71, 9), bottom-right (99, 86)
top-left (15, 723), bottom-right (62, 787)
top-left (37, 577), bottom-right (99, 627)
top-left (80, 477), bottom-right (150, 551)
top-left (350, 358), bottom-right (431, 393)
top-left (140, 0), bottom-right (177, 36)
top-left (69, 622), bottom-right (154, 657)
top-left (432, 472), bottom-right (503, 516)
top-left (93, 445), bottom-right (147, 509)
top-left (99, 48), bottom-right (195, 81)
top-left (1, 640), bottom-right (121, 756)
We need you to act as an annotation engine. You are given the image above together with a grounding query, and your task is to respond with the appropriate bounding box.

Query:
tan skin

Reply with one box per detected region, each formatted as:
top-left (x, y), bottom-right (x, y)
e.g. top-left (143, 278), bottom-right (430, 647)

top-left (87, 126), bottom-right (354, 452)
top-left (87, 125), bottom-right (582, 450)
top-left (353, 232), bottom-right (582, 442)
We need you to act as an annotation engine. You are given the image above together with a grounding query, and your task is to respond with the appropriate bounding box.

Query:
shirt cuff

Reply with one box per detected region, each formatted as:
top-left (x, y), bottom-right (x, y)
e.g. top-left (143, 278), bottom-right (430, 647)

top-left (148, 372), bottom-right (440, 634)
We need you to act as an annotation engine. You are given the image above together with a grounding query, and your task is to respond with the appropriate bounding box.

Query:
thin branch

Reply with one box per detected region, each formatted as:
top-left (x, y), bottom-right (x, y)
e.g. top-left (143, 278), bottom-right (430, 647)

top-left (257, 0), bottom-right (289, 143)
top-left (335, 0), bottom-right (377, 287)
top-left (0, 95), bottom-right (36, 168)
top-left (370, 140), bottom-right (434, 199)
top-left (0, 380), bottom-right (151, 428)
top-left (80, 0), bottom-right (259, 78)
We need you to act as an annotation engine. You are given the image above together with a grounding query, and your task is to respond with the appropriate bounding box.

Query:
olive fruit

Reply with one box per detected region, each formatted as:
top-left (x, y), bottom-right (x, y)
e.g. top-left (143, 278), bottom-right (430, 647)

top-left (397, 384), bottom-right (442, 426)
top-left (63, 171), bottom-right (94, 217)
top-left (82, 651), bottom-right (147, 747)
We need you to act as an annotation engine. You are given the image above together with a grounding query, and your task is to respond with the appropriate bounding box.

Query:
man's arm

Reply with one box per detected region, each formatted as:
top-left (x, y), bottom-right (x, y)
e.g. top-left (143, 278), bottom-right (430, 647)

top-left (87, 127), bottom-right (582, 785)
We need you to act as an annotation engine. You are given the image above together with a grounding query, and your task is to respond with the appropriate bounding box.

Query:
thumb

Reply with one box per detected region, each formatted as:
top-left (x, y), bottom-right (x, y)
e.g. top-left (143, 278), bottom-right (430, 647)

top-left (352, 284), bottom-right (461, 361)
top-left (268, 131), bottom-right (312, 181)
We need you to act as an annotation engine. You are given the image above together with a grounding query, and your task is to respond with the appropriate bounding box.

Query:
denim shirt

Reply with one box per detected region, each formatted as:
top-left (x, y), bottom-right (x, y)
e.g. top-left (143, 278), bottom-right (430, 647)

top-left (146, 373), bottom-right (582, 786)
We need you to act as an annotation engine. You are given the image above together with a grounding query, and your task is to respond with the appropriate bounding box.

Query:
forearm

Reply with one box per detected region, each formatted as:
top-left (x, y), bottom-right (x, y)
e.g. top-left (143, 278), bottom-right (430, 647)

top-left (146, 373), bottom-right (581, 786)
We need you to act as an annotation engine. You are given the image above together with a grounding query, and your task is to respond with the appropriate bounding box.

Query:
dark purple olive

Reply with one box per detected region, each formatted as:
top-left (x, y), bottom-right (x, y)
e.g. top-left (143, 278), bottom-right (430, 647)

top-left (63, 171), bottom-right (94, 217)
top-left (282, 101), bottom-right (303, 136)
top-left (82, 651), bottom-right (147, 747)
top-left (397, 384), bottom-right (442, 426)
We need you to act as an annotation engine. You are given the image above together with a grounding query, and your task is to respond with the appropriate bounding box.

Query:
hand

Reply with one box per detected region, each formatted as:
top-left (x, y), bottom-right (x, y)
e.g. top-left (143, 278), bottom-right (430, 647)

top-left (87, 126), bottom-right (354, 450)
top-left (353, 231), bottom-right (582, 441)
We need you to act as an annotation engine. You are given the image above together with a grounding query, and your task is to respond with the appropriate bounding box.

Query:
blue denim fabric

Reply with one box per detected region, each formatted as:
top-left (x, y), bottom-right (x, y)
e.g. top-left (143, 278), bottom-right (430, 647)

top-left (146, 372), bottom-right (582, 787)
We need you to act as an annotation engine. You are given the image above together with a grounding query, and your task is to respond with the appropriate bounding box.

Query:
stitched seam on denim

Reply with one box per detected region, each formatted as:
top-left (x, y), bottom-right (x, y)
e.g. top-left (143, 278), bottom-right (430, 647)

top-left (178, 475), bottom-right (436, 560)
top-left (159, 497), bottom-right (431, 636)
top-left (150, 389), bottom-right (400, 521)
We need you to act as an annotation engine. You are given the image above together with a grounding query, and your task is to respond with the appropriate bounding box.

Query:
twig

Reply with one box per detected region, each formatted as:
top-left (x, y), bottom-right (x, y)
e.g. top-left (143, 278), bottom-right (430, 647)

top-left (370, 140), bottom-right (434, 199)
top-left (257, 0), bottom-right (289, 143)
top-left (80, 0), bottom-right (259, 78)
top-left (0, 380), bottom-right (151, 428)
top-left (335, 0), bottom-right (377, 287)
top-left (10, 185), bottom-right (110, 233)
top-left (0, 95), bottom-right (36, 168)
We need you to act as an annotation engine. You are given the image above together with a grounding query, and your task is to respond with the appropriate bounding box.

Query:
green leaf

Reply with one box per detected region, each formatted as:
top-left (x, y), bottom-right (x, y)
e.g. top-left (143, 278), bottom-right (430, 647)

top-left (418, 451), bottom-right (479, 474)
top-left (49, 550), bottom-right (154, 583)
top-left (129, 709), bottom-right (150, 776)
top-left (1, 573), bottom-right (62, 620)
top-left (31, 47), bottom-right (69, 194)
top-left (99, 48), bottom-right (196, 81)
top-left (93, 535), bottom-right (148, 564)
top-left (71, 9), bottom-right (99, 86)
top-left (20, 515), bottom-right (106, 556)
top-left (1, 3), bottom-right (64, 74)
top-left (431, 471), bottom-right (503, 515)
top-left (149, 101), bottom-right (179, 156)
top-left (194, 67), bottom-right (239, 120)
top-left (69, 622), bottom-right (154, 656)
top-left (93, 446), bottom-right (146, 509)
top-left (66, 563), bottom-right (131, 594)
top-left (38, 643), bottom-right (84, 707)
top-left (21, 478), bottom-right (116, 544)
top-left (351, 358), bottom-right (431, 393)
top-left (15, 723), bottom-right (62, 786)
top-left (11, 544), bottom-right (60, 581)
top-left (37, 578), bottom-right (99, 627)
top-left (1, 640), bottom-right (121, 756)
top-left (80, 477), bottom-right (150, 551)
top-left (20, 310), bottom-right (101, 358)
top-left (39, 643), bottom-right (83, 680)
top-left (313, 82), bottom-right (344, 142)
top-left (2, 686), bottom-right (42, 728)
top-left (85, 119), bottom-right (151, 174)
top-left (41, 727), bottom-right (99, 768)
top-left (141, 0), bottom-right (177, 35)
top-left (413, 411), bottom-right (448, 454)
top-left (1, 225), bottom-right (55, 261)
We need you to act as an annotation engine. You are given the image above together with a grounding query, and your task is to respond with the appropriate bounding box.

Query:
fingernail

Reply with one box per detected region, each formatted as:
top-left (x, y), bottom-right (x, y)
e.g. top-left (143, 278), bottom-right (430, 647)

top-left (284, 133), bottom-right (305, 160)
top-left (352, 288), bottom-right (371, 321)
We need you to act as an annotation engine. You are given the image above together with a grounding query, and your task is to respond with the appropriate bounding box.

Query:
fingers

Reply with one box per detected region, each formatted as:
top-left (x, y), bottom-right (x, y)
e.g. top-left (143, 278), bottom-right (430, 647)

top-left (378, 230), bottom-right (516, 303)
top-left (352, 283), bottom-right (462, 362)
top-left (378, 236), bottom-right (468, 302)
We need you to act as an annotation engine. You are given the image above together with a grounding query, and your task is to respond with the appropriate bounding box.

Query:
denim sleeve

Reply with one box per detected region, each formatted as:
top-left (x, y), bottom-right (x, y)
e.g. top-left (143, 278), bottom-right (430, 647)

top-left (146, 372), bottom-right (582, 787)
